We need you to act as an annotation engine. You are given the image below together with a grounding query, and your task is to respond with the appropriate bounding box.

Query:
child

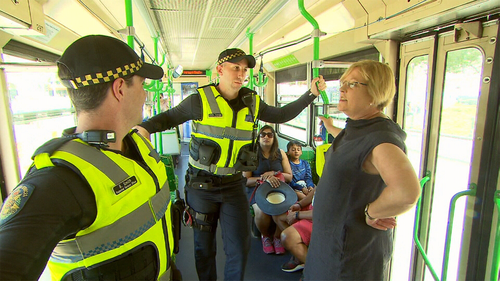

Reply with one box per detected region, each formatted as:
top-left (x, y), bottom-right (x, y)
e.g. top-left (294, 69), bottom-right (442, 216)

top-left (287, 140), bottom-right (315, 200)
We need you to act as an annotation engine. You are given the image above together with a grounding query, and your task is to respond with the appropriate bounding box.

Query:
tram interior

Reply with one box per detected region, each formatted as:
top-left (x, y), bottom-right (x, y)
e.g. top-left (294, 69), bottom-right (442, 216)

top-left (1, 0), bottom-right (500, 281)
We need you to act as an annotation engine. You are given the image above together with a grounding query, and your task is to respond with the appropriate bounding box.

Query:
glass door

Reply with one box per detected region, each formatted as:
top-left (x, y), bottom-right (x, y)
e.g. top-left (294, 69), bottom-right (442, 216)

top-left (392, 21), bottom-right (498, 281)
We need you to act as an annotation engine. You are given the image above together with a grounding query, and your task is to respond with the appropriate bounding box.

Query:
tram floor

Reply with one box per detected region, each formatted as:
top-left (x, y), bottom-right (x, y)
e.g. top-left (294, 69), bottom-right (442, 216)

top-left (174, 142), bottom-right (303, 281)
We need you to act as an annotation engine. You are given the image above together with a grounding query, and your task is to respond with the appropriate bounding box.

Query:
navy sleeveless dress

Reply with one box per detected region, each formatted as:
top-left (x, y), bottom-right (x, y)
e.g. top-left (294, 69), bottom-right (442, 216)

top-left (304, 117), bottom-right (406, 281)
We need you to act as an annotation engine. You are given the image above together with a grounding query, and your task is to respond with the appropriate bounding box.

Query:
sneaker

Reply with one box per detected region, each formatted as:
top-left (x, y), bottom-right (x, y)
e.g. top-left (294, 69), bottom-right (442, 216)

top-left (273, 238), bottom-right (285, 255)
top-left (261, 235), bottom-right (274, 254)
top-left (281, 256), bottom-right (304, 273)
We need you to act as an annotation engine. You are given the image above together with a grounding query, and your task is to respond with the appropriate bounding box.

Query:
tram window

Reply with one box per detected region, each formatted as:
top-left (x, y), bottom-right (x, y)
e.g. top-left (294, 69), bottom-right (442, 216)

top-left (2, 54), bottom-right (76, 176)
top-left (276, 81), bottom-right (308, 142)
top-left (312, 80), bottom-right (347, 146)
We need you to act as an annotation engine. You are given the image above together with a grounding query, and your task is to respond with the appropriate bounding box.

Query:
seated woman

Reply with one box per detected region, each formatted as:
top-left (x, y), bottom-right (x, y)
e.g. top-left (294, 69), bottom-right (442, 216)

top-left (244, 125), bottom-right (293, 255)
top-left (287, 140), bottom-right (315, 200)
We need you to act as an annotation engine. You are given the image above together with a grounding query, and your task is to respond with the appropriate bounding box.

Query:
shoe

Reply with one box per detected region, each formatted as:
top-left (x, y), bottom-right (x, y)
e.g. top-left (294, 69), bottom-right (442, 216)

top-left (281, 256), bottom-right (304, 273)
top-left (273, 238), bottom-right (285, 255)
top-left (261, 235), bottom-right (274, 254)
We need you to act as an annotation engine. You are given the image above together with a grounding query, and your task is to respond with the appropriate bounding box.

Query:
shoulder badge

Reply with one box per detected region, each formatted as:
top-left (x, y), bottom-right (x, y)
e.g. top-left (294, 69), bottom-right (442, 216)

top-left (0, 183), bottom-right (35, 225)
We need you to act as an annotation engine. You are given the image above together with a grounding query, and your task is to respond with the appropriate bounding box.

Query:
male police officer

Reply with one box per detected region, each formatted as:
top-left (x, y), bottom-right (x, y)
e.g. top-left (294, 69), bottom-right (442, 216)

top-left (137, 48), bottom-right (325, 281)
top-left (0, 35), bottom-right (179, 280)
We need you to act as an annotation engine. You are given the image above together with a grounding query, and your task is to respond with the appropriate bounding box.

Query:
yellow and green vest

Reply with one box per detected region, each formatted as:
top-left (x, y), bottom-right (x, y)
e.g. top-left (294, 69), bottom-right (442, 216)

top-left (31, 132), bottom-right (173, 280)
top-left (189, 85), bottom-right (260, 175)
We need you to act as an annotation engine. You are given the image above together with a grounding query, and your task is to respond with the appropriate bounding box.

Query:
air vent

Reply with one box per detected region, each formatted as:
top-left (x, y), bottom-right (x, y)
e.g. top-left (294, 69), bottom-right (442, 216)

top-left (209, 17), bottom-right (242, 30)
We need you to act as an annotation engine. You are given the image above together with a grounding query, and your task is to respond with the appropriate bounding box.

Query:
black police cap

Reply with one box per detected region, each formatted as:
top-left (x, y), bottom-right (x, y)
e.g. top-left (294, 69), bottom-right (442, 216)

top-left (217, 48), bottom-right (256, 68)
top-left (57, 35), bottom-right (164, 89)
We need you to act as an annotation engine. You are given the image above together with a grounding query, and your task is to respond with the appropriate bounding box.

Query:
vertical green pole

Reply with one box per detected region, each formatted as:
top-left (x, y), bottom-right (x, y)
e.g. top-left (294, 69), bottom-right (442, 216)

top-left (492, 191), bottom-right (500, 281)
top-left (297, 0), bottom-right (328, 105)
top-left (125, 0), bottom-right (134, 49)
top-left (153, 36), bottom-right (163, 154)
top-left (246, 28), bottom-right (254, 90)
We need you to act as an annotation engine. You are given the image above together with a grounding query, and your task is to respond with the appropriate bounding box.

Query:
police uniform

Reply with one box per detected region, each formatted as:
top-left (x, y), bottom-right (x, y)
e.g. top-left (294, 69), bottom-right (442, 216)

top-left (140, 49), bottom-right (318, 281)
top-left (0, 35), bottom-right (178, 281)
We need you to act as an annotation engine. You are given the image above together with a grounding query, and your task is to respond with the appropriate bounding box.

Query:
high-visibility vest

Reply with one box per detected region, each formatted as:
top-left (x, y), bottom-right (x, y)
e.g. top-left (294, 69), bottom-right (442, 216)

top-left (29, 132), bottom-right (173, 280)
top-left (189, 85), bottom-right (260, 175)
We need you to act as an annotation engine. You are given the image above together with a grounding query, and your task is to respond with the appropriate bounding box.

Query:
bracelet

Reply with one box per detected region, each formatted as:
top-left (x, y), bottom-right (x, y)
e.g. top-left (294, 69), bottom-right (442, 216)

top-left (295, 211), bottom-right (299, 220)
top-left (364, 203), bottom-right (376, 220)
top-left (296, 201), bottom-right (302, 208)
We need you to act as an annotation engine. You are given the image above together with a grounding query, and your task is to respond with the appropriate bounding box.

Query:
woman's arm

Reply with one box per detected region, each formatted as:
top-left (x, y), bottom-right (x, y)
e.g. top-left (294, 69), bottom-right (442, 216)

top-left (363, 143), bottom-right (421, 220)
top-left (280, 149), bottom-right (293, 183)
top-left (243, 171), bottom-right (260, 187)
top-left (318, 115), bottom-right (342, 138)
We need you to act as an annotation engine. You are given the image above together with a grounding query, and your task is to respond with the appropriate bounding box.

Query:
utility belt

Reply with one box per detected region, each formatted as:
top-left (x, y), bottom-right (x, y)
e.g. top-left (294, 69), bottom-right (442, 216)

top-left (187, 166), bottom-right (243, 190)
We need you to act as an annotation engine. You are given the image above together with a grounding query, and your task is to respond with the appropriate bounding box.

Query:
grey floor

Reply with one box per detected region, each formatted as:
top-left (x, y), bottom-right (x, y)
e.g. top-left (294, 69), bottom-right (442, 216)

top-left (173, 142), bottom-right (302, 281)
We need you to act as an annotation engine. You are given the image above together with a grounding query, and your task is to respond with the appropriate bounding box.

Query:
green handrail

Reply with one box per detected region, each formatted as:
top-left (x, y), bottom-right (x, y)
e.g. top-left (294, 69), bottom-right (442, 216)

top-left (246, 28), bottom-right (254, 89)
top-left (414, 173), bottom-right (440, 281)
top-left (491, 190), bottom-right (500, 281)
top-left (441, 183), bottom-right (477, 281)
top-left (124, 0), bottom-right (134, 48)
top-left (297, 0), bottom-right (329, 108)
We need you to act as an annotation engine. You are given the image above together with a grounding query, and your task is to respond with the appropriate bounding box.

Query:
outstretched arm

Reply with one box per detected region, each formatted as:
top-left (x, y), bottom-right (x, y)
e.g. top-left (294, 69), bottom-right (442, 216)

top-left (259, 76), bottom-right (326, 123)
top-left (318, 115), bottom-right (342, 138)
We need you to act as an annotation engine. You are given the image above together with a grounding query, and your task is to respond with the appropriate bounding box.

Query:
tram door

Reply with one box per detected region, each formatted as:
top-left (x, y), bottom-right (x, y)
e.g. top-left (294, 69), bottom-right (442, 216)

top-left (390, 21), bottom-right (498, 281)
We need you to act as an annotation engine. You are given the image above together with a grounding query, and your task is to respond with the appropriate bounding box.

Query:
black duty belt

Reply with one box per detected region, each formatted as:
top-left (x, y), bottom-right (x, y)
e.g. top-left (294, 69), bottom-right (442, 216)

top-left (189, 172), bottom-right (243, 189)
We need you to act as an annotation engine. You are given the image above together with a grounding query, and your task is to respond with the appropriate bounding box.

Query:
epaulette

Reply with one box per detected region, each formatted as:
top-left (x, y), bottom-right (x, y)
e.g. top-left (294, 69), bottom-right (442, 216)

top-left (31, 137), bottom-right (74, 160)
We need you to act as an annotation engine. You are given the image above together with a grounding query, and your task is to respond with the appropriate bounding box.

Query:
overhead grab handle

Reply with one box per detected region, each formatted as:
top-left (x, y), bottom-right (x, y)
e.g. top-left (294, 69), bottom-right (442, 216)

top-left (298, 0), bottom-right (329, 109)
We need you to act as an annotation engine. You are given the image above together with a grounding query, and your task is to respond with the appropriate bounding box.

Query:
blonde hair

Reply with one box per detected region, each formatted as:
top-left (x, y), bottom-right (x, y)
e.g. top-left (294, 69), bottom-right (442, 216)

top-left (340, 60), bottom-right (396, 110)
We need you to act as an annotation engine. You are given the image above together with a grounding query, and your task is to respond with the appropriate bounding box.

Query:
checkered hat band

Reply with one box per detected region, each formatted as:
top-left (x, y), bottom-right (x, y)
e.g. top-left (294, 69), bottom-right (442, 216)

top-left (217, 52), bottom-right (246, 65)
top-left (72, 60), bottom-right (143, 88)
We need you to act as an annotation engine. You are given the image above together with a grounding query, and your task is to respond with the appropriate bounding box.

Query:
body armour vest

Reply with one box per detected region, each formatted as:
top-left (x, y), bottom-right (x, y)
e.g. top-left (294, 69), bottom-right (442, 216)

top-left (189, 85), bottom-right (260, 175)
top-left (29, 131), bottom-right (173, 280)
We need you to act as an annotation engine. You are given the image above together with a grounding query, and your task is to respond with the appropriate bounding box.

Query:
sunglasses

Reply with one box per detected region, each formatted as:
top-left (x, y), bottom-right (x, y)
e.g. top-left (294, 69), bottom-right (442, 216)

top-left (260, 132), bottom-right (274, 138)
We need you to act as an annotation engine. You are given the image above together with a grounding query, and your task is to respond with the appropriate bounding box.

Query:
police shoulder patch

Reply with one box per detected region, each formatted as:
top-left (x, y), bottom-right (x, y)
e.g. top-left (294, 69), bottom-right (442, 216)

top-left (0, 183), bottom-right (35, 225)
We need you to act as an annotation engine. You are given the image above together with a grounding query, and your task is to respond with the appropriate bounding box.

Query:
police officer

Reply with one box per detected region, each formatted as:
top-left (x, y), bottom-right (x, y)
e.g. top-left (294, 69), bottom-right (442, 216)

top-left (0, 35), bottom-right (180, 280)
top-left (137, 48), bottom-right (326, 281)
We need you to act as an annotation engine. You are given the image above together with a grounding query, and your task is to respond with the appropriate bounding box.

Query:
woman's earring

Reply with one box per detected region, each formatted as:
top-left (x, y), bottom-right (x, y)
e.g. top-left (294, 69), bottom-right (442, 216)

top-left (369, 103), bottom-right (373, 106)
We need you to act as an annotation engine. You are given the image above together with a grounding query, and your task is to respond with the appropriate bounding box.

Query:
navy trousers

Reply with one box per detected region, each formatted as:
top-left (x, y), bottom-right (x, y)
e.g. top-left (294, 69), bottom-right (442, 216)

top-left (185, 178), bottom-right (251, 281)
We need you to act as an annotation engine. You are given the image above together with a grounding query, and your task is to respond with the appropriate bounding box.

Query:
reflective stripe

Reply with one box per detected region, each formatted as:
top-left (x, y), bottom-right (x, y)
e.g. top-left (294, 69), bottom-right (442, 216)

top-left (191, 123), bottom-right (254, 141)
top-left (203, 86), bottom-right (222, 117)
top-left (50, 240), bottom-right (83, 263)
top-left (135, 133), bottom-right (161, 163)
top-left (58, 141), bottom-right (129, 185)
top-left (189, 157), bottom-right (236, 175)
top-left (76, 185), bottom-right (171, 259)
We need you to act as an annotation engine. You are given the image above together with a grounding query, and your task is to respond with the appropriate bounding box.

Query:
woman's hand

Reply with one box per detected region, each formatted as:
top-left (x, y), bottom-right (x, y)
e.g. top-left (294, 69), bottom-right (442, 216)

top-left (260, 171), bottom-right (275, 180)
top-left (286, 211), bottom-right (299, 225)
top-left (365, 217), bottom-right (397, 231)
top-left (302, 187), bottom-right (309, 195)
top-left (263, 175), bottom-right (281, 188)
top-left (289, 203), bottom-right (301, 212)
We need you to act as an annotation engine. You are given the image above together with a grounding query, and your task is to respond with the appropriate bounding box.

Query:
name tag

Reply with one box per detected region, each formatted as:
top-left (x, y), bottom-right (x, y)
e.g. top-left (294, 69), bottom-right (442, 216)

top-left (113, 176), bottom-right (138, 195)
